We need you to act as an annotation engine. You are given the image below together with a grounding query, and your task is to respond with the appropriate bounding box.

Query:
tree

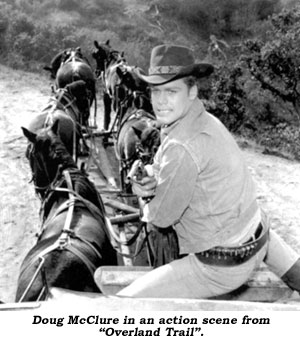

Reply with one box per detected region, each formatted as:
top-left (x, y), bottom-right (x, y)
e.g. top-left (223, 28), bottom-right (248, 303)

top-left (242, 4), bottom-right (300, 122)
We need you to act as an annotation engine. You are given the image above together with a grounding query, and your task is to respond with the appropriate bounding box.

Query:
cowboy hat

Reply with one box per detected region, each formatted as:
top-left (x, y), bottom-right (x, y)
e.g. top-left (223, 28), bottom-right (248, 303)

top-left (137, 44), bottom-right (214, 85)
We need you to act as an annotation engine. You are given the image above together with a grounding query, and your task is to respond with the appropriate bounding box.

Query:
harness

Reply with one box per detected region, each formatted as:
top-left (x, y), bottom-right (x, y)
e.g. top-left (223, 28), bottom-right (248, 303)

top-left (17, 170), bottom-right (106, 302)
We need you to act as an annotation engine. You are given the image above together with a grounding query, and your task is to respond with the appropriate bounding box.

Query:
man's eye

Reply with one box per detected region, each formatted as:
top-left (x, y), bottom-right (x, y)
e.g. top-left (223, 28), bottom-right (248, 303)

top-left (167, 89), bottom-right (176, 94)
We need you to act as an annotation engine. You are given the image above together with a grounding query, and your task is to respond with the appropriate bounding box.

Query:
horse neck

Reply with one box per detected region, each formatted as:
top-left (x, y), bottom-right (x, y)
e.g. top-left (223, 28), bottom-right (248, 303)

top-left (42, 194), bottom-right (67, 226)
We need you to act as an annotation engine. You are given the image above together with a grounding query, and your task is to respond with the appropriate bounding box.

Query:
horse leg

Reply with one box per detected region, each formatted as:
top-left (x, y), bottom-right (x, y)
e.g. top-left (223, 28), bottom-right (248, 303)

top-left (103, 92), bottom-right (111, 131)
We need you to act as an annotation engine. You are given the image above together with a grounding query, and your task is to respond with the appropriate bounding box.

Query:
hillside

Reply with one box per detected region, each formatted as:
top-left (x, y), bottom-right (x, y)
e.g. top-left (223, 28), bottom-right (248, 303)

top-left (0, 0), bottom-right (291, 70)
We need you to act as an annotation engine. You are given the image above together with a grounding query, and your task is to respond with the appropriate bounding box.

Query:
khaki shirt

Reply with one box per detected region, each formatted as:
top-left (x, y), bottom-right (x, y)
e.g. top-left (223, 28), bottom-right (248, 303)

top-left (143, 98), bottom-right (259, 254)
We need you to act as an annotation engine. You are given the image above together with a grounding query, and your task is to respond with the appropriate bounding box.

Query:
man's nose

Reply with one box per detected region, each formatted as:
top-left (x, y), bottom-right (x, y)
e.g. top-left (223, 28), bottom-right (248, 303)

top-left (157, 91), bottom-right (168, 104)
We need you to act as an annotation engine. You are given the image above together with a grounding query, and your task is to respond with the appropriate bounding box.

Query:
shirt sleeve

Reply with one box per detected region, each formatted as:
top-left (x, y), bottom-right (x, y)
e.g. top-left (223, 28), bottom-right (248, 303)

top-left (142, 143), bottom-right (198, 228)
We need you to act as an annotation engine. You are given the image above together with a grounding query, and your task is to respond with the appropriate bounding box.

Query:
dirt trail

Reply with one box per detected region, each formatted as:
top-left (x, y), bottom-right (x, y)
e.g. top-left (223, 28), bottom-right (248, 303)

top-left (0, 64), bottom-right (300, 303)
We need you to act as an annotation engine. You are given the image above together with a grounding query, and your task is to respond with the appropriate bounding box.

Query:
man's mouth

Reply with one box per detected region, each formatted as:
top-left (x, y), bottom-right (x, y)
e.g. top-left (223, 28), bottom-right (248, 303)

top-left (157, 109), bottom-right (170, 114)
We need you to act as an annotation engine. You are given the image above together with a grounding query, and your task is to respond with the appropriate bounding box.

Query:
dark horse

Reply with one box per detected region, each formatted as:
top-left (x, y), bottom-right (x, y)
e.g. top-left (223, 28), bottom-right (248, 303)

top-left (115, 91), bottom-right (160, 193)
top-left (44, 47), bottom-right (97, 126)
top-left (16, 122), bottom-right (117, 301)
top-left (92, 40), bottom-right (126, 131)
top-left (26, 80), bottom-right (90, 160)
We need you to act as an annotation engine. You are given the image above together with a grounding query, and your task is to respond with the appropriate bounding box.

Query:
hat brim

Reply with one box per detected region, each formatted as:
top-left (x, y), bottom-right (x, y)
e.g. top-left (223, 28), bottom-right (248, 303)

top-left (137, 63), bottom-right (214, 85)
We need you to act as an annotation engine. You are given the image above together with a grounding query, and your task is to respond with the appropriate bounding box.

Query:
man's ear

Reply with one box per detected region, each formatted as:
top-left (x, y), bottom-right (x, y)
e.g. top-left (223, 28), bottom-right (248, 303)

top-left (189, 84), bottom-right (198, 100)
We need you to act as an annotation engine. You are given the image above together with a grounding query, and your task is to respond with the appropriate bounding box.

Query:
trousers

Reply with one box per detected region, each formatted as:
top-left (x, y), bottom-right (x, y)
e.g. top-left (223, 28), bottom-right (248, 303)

top-left (117, 229), bottom-right (298, 299)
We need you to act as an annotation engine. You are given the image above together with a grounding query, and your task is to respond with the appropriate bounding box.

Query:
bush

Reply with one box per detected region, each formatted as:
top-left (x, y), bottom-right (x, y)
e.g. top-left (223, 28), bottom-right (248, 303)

top-left (258, 123), bottom-right (300, 160)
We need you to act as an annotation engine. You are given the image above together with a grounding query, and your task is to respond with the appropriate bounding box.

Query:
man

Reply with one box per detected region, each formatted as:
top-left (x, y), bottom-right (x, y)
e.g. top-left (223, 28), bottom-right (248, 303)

top-left (117, 44), bottom-right (300, 298)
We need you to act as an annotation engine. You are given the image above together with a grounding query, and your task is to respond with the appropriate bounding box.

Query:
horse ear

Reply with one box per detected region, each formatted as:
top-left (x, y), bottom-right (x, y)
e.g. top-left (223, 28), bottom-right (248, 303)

top-left (94, 40), bottom-right (99, 48)
top-left (21, 127), bottom-right (36, 143)
top-left (106, 39), bottom-right (110, 46)
top-left (131, 126), bottom-right (142, 139)
top-left (51, 120), bottom-right (60, 135)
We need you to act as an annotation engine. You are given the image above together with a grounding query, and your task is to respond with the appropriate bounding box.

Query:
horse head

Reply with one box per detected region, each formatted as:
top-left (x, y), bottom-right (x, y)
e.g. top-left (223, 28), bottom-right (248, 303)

top-left (92, 40), bottom-right (125, 78)
top-left (116, 65), bottom-right (148, 93)
top-left (132, 123), bottom-right (160, 164)
top-left (22, 121), bottom-right (76, 198)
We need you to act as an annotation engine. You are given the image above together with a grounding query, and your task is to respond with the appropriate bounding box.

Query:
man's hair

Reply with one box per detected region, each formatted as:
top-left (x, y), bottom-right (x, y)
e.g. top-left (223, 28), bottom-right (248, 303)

top-left (183, 76), bottom-right (198, 89)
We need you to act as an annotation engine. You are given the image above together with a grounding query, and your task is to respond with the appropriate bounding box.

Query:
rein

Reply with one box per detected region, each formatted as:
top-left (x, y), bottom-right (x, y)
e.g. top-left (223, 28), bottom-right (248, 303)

top-left (104, 218), bottom-right (153, 260)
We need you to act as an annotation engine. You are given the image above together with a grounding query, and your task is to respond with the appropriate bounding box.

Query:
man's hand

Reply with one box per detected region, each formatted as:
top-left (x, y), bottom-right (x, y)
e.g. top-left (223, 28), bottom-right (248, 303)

top-left (132, 175), bottom-right (157, 198)
top-left (127, 160), bottom-right (157, 198)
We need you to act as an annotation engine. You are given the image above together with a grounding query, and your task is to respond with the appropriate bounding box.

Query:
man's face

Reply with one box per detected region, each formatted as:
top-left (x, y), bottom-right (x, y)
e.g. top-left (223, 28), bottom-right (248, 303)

top-left (150, 78), bottom-right (197, 126)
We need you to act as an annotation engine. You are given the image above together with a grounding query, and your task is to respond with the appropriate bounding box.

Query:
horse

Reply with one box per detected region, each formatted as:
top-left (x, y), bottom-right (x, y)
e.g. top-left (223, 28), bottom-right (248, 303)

top-left (26, 80), bottom-right (90, 161)
top-left (115, 98), bottom-right (160, 193)
top-left (16, 121), bottom-right (118, 302)
top-left (44, 47), bottom-right (97, 125)
top-left (92, 40), bottom-right (126, 131)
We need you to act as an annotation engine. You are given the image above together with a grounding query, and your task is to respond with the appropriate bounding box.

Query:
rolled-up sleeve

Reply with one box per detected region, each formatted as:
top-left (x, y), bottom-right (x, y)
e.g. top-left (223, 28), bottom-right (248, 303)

top-left (142, 143), bottom-right (198, 227)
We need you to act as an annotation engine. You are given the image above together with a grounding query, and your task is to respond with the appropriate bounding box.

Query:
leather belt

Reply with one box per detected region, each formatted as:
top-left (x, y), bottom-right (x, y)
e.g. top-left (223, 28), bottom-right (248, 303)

top-left (195, 223), bottom-right (269, 266)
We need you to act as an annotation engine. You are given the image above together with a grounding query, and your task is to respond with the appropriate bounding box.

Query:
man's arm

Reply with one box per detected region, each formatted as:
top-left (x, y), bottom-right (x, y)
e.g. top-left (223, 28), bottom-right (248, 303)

top-left (142, 144), bottom-right (198, 228)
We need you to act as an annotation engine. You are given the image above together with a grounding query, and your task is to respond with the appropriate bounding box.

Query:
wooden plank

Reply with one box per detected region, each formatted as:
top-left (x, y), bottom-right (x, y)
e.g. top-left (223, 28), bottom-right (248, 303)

top-left (34, 288), bottom-right (300, 311)
top-left (0, 302), bottom-right (41, 311)
top-left (104, 198), bottom-right (139, 214)
top-left (94, 266), bottom-right (152, 294)
top-left (1, 292), bottom-right (300, 311)
top-left (93, 265), bottom-right (298, 303)
top-left (110, 213), bottom-right (140, 224)
top-left (84, 136), bottom-right (118, 188)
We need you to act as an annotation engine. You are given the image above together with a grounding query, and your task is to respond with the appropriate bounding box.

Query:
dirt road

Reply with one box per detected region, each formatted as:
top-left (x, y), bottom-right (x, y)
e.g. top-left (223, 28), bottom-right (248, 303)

top-left (0, 64), bottom-right (300, 303)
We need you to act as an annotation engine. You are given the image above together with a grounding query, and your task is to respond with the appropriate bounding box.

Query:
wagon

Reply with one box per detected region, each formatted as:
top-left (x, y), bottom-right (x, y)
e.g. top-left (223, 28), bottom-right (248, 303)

top-left (1, 123), bottom-right (300, 312)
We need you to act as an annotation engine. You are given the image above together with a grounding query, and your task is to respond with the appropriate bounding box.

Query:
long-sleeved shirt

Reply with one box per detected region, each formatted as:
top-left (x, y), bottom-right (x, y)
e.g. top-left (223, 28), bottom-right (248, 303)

top-left (142, 98), bottom-right (259, 254)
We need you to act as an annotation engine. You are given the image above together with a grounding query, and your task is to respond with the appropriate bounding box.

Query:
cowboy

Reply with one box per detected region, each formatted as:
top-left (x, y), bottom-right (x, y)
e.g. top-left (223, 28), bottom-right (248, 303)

top-left (117, 44), bottom-right (300, 298)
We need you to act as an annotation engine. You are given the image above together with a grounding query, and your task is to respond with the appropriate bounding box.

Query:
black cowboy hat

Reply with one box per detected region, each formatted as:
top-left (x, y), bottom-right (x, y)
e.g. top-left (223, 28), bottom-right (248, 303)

top-left (137, 44), bottom-right (214, 85)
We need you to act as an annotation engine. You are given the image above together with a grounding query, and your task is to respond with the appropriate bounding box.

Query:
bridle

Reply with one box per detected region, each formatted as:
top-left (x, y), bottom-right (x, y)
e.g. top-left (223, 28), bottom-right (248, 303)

top-left (26, 142), bottom-right (53, 197)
